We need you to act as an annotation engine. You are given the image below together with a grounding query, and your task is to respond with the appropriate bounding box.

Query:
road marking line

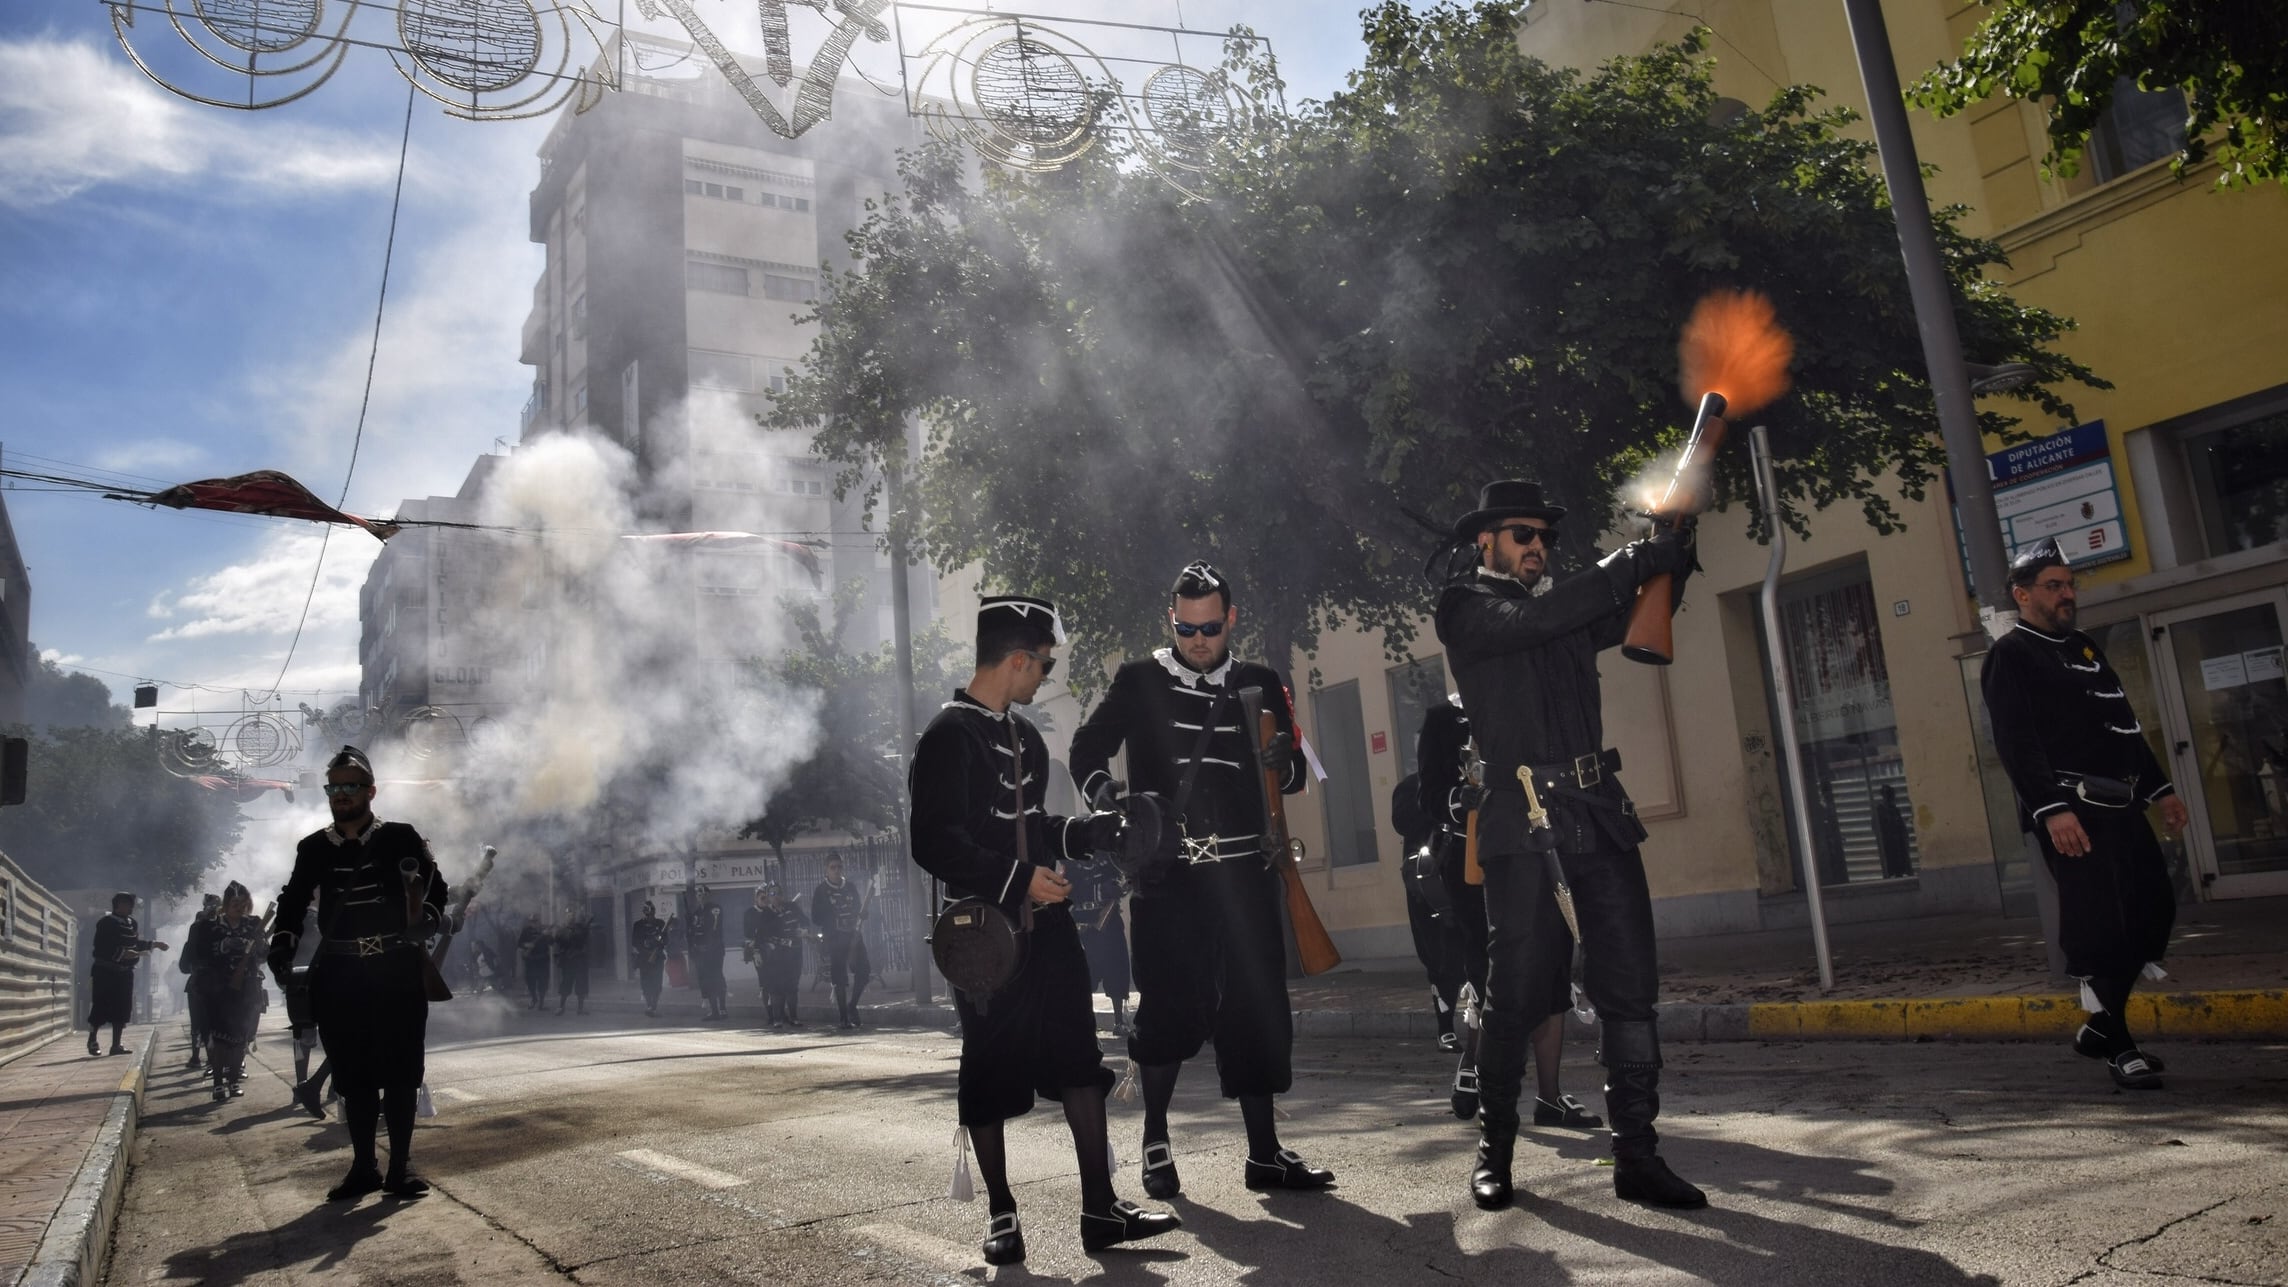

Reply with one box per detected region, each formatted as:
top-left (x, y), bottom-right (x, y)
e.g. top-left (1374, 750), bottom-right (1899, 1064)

top-left (853, 1221), bottom-right (976, 1270)
top-left (433, 1087), bottom-right (479, 1103)
top-left (617, 1148), bottom-right (748, 1190)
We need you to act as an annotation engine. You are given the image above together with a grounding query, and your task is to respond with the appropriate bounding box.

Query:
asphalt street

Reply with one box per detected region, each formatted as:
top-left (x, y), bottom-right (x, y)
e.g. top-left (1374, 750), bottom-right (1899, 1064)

top-left (105, 1002), bottom-right (2288, 1286)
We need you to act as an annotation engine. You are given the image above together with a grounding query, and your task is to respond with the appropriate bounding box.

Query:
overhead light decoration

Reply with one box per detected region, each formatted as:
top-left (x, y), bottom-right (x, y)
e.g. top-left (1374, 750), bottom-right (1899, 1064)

top-left (104, 0), bottom-right (617, 120)
top-left (99, 0), bottom-right (1277, 190)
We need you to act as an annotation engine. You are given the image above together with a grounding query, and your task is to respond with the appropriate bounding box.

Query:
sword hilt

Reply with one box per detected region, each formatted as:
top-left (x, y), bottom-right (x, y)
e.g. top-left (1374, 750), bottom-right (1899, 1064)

top-left (1516, 767), bottom-right (1550, 830)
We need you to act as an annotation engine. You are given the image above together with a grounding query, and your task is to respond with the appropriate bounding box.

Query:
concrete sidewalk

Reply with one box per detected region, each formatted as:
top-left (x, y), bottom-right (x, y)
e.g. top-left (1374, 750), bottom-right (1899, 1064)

top-left (0, 1027), bottom-right (151, 1287)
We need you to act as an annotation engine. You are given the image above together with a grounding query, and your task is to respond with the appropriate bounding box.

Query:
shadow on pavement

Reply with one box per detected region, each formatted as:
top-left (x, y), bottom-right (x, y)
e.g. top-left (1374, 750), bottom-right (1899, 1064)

top-left (159, 1196), bottom-right (423, 1287)
top-left (1518, 1191), bottom-right (1999, 1286)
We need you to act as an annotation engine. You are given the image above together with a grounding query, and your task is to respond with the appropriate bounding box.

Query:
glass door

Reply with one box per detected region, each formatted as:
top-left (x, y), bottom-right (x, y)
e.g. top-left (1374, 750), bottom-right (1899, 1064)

top-left (2151, 588), bottom-right (2288, 899)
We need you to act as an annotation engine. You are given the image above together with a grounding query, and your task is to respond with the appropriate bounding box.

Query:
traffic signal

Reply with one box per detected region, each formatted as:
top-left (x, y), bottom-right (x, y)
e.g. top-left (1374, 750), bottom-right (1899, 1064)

top-left (0, 736), bottom-right (26, 807)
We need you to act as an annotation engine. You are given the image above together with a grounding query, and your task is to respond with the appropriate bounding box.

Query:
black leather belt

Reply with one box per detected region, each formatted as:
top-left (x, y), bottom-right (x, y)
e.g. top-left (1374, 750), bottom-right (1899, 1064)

top-left (1522, 748), bottom-right (1623, 793)
top-left (318, 933), bottom-right (416, 957)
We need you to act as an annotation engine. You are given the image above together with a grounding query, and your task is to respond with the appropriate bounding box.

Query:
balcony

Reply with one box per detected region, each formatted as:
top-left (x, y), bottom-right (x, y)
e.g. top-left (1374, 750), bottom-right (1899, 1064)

top-left (521, 380), bottom-right (548, 433)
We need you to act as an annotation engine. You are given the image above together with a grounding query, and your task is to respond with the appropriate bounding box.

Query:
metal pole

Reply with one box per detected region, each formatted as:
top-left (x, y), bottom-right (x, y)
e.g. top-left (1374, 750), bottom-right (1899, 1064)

top-left (1839, 0), bottom-right (2014, 619)
top-left (1754, 426), bottom-right (1836, 992)
top-left (888, 464), bottom-right (932, 1004)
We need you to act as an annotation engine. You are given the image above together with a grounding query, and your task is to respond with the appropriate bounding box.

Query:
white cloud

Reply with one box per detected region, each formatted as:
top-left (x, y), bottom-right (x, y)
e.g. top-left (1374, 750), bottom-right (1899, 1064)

top-left (87, 437), bottom-right (208, 478)
top-left (39, 648), bottom-right (83, 666)
top-left (146, 527), bottom-right (377, 642)
top-left (0, 36), bottom-right (400, 208)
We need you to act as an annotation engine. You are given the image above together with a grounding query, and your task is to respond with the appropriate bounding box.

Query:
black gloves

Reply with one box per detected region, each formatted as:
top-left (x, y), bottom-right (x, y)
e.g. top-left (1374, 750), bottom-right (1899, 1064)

top-left (1257, 729), bottom-right (1293, 770)
top-left (266, 933), bottom-right (296, 984)
top-left (1607, 531), bottom-right (1692, 585)
top-left (1083, 810), bottom-right (1125, 854)
top-left (1455, 782), bottom-right (1489, 814)
top-left (1086, 776), bottom-right (1126, 812)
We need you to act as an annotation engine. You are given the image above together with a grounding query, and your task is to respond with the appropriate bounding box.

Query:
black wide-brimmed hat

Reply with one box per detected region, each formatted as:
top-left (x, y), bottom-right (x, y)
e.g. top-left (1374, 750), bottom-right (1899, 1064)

top-left (1451, 479), bottom-right (1567, 540)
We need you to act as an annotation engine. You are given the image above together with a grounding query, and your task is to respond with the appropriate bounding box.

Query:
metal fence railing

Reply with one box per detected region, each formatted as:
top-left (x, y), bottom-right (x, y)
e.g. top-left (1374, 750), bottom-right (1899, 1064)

top-left (0, 849), bottom-right (78, 1064)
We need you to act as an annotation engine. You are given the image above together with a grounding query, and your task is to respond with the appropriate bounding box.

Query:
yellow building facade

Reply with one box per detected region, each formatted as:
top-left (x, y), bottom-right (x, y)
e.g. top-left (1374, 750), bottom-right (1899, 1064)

top-left (1260, 0), bottom-right (2288, 958)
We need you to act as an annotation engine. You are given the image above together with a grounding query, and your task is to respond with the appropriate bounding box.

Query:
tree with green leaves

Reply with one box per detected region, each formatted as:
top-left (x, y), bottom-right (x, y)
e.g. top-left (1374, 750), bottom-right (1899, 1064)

top-left (1912, 0), bottom-right (2288, 188)
top-left (0, 725), bottom-right (246, 898)
top-left (772, 1), bottom-right (2099, 690)
top-left (740, 582), bottom-right (964, 875)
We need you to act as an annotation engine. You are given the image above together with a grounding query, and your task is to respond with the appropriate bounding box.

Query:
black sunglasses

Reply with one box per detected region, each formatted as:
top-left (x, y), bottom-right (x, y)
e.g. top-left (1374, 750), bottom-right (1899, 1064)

top-left (1172, 620), bottom-right (1225, 638)
top-left (1017, 649), bottom-right (1058, 677)
top-left (1494, 524), bottom-right (1558, 548)
top-left (321, 782), bottom-right (372, 798)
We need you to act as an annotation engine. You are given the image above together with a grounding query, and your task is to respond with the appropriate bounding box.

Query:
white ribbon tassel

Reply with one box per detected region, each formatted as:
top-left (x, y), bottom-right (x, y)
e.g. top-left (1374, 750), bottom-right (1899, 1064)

top-left (2142, 961), bottom-right (2168, 981)
top-left (1107, 1137), bottom-right (1119, 1175)
top-left (1112, 1059), bottom-right (1140, 1104)
top-left (1457, 983), bottom-right (1480, 1035)
top-left (949, 1126), bottom-right (975, 1202)
top-left (1571, 982), bottom-right (1597, 1023)
top-left (2079, 981), bottom-right (2103, 1013)
top-left (416, 1083), bottom-right (437, 1119)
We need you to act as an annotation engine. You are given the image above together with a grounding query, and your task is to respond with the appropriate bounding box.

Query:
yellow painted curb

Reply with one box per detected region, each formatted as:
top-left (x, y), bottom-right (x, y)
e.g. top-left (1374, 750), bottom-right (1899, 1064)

top-left (1904, 996), bottom-right (2024, 1039)
top-left (1734, 990), bottom-right (2288, 1040)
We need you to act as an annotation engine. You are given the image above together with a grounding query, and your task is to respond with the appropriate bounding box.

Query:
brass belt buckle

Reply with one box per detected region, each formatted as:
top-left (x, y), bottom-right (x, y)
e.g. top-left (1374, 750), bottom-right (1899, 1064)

top-left (356, 935), bottom-right (386, 957)
top-left (1573, 752), bottom-right (1602, 788)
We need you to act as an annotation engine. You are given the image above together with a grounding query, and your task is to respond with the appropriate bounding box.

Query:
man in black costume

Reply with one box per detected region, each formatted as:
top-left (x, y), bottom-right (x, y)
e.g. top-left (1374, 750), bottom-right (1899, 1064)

top-left (87, 892), bottom-right (167, 1056)
top-left (687, 887), bottom-right (728, 1022)
top-left (1069, 561), bottom-right (1333, 1199)
top-left (909, 593), bottom-right (1179, 1266)
top-left (555, 914), bottom-right (591, 1015)
top-left (811, 854), bottom-right (870, 1029)
top-left (629, 902), bottom-right (668, 1016)
top-left (748, 884), bottom-right (807, 1029)
top-left (1068, 855), bottom-right (1133, 1036)
top-left (1392, 769), bottom-right (1464, 1051)
top-left (269, 745), bottom-right (447, 1202)
top-left (178, 892), bottom-right (218, 1070)
top-left (1415, 697), bottom-right (1602, 1131)
top-left (1979, 537), bottom-right (2189, 1089)
top-left (517, 914), bottom-right (552, 1011)
top-left (1434, 479), bottom-right (1702, 1210)
top-left (201, 881), bottom-right (268, 1099)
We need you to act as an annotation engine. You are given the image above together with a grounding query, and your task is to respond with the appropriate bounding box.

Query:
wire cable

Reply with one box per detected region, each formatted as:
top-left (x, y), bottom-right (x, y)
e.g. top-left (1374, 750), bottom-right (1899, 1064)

top-left (258, 81), bottom-right (416, 702)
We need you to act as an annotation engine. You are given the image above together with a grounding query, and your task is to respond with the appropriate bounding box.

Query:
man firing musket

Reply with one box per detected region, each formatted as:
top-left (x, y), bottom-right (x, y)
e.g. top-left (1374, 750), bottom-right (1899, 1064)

top-left (1430, 289), bottom-right (1792, 1214)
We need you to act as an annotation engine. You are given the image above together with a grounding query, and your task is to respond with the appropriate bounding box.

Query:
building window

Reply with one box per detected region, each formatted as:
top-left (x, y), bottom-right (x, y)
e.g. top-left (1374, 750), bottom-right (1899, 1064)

top-left (572, 383), bottom-right (588, 418)
top-left (724, 185), bottom-right (744, 201)
top-left (2184, 405), bottom-right (2288, 555)
top-left (758, 193), bottom-right (779, 209)
top-left (763, 273), bottom-right (817, 302)
top-left (1385, 656), bottom-right (1448, 779)
top-left (2088, 78), bottom-right (2188, 183)
top-left (686, 261), bottom-right (749, 295)
top-left (793, 197), bottom-right (811, 212)
top-left (1312, 680), bottom-right (1380, 868)
top-left (688, 348), bottom-right (753, 391)
top-left (767, 373), bottom-right (789, 394)
top-left (1760, 562), bottom-right (1920, 886)
top-left (569, 293), bottom-right (586, 340)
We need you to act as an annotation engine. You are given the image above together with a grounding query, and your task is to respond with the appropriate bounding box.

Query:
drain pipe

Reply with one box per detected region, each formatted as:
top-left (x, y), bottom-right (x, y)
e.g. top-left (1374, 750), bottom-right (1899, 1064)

top-left (1753, 424), bottom-right (1836, 992)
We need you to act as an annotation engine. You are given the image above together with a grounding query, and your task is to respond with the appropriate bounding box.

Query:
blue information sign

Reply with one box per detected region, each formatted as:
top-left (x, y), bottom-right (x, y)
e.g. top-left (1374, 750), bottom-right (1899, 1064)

top-left (1954, 420), bottom-right (2130, 597)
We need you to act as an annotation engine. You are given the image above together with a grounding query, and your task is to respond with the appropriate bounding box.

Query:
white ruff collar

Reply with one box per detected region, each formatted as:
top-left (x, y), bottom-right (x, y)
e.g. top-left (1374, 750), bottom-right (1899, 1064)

top-left (1477, 565), bottom-right (1554, 597)
top-left (324, 815), bottom-right (387, 846)
top-left (945, 692), bottom-right (1008, 721)
top-left (1154, 646), bottom-right (1234, 688)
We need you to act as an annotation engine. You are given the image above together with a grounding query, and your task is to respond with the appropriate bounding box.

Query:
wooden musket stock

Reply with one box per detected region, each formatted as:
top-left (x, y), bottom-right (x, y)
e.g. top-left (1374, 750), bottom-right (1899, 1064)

top-left (1240, 686), bottom-right (1341, 976)
top-left (1621, 391), bottom-right (1727, 666)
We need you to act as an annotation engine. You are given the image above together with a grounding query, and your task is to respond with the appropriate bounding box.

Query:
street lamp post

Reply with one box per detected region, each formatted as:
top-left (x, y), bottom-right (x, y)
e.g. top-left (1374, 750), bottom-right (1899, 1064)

top-left (1840, 0), bottom-right (2015, 620)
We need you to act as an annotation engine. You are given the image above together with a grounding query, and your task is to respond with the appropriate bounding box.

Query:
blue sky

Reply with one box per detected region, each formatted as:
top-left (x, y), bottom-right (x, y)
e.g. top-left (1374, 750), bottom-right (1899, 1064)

top-left (0, 0), bottom-right (1368, 717)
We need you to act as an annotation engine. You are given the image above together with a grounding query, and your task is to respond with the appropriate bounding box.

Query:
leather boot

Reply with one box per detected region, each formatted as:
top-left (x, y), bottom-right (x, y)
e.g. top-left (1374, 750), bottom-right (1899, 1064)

top-left (1471, 1128), bottom-right (1517, 1210)
top-left (1614, 1155), bottom-right (1706, 1208)
top-left (1470, 1009), bottom-right (1528, 1210)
